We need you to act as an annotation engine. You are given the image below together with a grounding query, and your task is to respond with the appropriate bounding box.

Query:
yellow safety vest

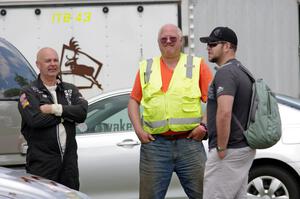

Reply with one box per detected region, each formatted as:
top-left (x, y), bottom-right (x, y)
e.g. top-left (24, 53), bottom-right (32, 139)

top-left (140, 53), bottom-right (203, 134)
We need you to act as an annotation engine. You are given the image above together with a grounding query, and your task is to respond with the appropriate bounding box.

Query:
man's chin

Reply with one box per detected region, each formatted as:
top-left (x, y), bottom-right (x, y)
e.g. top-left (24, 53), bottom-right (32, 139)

top-left (209, 57), bottom-right (217, 63)
top-left (48, 73), bottom-right (59, 78)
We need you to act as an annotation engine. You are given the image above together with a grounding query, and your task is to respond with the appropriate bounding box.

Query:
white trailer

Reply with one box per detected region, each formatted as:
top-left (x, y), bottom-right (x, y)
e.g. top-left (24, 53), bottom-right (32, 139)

top-left (0, 0), bottom-right (299, 98)
top-left (0, 0), bottom-right (184, 98)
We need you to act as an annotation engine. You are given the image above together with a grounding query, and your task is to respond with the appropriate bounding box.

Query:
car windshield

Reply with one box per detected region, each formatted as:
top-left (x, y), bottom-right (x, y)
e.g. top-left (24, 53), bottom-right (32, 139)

top-left (0, 38), bottom-right (36, 100)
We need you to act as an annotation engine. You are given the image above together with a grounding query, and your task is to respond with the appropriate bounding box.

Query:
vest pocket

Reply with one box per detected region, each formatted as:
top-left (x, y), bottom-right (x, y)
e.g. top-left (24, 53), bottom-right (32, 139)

top-left (182, 103), bottom-right (199, 112)
top-left (143, 107), bottom-right (156, 117)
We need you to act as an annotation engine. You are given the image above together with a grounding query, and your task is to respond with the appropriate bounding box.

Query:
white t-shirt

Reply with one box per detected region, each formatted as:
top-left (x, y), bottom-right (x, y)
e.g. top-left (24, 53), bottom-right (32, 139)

top-left (45, 85), bottom-right (66, 154)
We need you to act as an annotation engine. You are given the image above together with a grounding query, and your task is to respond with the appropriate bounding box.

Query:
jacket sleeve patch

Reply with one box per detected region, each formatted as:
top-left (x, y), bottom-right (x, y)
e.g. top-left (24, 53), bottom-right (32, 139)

top-left (20, 93), bottom-right (30, 108)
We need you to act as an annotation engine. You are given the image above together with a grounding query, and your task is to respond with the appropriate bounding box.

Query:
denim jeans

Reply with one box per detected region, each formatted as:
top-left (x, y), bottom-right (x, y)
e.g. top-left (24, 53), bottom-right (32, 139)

top-left (139, 136), bottom-right (207, 199)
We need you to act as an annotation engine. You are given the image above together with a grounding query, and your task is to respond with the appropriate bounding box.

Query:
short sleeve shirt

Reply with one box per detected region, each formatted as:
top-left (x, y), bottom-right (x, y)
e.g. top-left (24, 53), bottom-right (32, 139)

top-left (206, 59), bottom-right (252, 149)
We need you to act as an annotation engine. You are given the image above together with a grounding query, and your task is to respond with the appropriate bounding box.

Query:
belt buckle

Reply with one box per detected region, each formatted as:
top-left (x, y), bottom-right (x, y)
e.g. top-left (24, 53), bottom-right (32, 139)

top-left (166, 135), bottom-right (177, 140)
top-left (166, 134), bottom-right (186, 140)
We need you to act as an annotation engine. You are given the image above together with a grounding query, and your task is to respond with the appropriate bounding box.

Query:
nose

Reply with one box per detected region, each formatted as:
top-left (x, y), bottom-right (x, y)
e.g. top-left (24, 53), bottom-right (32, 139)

top-left (166, 37), bottom-right (172, 43)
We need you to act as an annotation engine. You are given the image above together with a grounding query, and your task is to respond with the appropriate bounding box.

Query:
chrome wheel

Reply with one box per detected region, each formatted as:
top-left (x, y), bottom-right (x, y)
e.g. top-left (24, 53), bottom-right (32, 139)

top-left (248, 165), bottom-right (300, 199)
top-left (247, 175), bottom-right (289, 199)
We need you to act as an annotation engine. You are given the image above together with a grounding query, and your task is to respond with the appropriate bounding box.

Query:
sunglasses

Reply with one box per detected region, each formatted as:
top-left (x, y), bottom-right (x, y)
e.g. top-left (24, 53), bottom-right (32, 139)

top-left (207, 41), bottom-right (226, 48)
top-left (160, 36), bottom-right (178, 45)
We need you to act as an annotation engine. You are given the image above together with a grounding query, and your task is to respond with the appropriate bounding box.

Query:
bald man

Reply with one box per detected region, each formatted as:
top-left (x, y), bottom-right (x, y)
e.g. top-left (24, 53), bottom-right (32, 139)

top-left (18, 47), bottom-right (88, 190)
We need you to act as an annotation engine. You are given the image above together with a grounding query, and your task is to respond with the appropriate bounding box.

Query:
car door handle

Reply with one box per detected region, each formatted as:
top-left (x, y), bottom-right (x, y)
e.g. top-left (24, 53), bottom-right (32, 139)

top-left (117, 139), bottom-right (140, 147)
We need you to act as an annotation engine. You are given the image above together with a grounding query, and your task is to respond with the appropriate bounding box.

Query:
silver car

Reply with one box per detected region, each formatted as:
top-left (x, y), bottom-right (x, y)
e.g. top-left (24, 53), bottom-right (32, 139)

top-left (76, 89), bottom-right (300, 199)
top-left (0, 166), bottom-right (90, 199)
top-left (0, 37), bottom-right (36, 166)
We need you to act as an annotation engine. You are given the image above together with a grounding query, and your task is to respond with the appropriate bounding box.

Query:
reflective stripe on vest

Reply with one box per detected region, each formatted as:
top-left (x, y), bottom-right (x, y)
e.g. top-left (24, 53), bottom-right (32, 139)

top-left (143, 117), bottom-right (201, 128)
top-left (144, 59), bottom-right (153, 84)
top-left (185, 55), bottom-right (194, 79)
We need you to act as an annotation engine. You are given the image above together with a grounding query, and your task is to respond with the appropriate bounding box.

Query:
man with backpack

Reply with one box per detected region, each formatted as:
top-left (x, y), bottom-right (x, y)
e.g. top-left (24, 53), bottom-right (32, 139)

top-left (200, 27), bottom-right (256, 199)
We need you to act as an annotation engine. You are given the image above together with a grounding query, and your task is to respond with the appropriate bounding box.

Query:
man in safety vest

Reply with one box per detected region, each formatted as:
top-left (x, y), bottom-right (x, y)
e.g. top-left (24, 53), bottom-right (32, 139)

top-left (128, 24), bottom-right (213, 199)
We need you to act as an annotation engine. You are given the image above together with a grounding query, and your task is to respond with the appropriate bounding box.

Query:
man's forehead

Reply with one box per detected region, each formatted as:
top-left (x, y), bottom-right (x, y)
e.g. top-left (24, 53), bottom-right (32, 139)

top-left (159, 27), bottom-right (179, 37)
top-left (37, 48), bottom-right (58, 60)
top-left (44, 54), bottom-right (58, 59)
top-left (39, 51), bottom-right (58, 60)
top-left (160, 31), bottom-right (178, 37)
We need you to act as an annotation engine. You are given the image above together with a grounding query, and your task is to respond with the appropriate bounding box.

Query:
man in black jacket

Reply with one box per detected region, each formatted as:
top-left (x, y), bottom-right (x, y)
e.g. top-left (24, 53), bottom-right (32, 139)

top-left (18, 47), bottom-right (88, 190)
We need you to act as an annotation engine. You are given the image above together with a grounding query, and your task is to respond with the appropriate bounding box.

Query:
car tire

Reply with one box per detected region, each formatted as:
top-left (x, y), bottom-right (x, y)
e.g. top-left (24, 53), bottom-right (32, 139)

top-left (248, 165), bottom-right (300, 199)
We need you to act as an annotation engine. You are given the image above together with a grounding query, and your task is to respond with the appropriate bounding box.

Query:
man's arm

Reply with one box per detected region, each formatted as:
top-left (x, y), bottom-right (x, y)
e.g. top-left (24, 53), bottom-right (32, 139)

top-left (61, 86), bottom-right (88, 123)
top-left (187, 59), bottom-right (212, 140)
top-left (199, 59), bottom-right (213, 103)
top-left (128, 98), bottom-right (154, 143)
top-left (18, 88), bottom-right (61, 128)
top-left (216, 95), bottom-right (234, 159)
top-left (188, 108), bottom-right (208, 141)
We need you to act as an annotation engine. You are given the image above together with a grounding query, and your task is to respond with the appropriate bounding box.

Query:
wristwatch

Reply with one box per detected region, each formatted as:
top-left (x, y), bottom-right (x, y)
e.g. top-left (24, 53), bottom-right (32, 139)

top-left (216, 146), bottom-right (226, 152)
top-left (200, 122), bottom-right (208, 140)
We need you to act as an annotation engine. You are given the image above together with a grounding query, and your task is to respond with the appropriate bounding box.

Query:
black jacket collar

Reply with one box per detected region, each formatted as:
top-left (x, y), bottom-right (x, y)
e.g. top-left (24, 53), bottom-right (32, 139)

top-left (34, 75), bottom-right (64, 91)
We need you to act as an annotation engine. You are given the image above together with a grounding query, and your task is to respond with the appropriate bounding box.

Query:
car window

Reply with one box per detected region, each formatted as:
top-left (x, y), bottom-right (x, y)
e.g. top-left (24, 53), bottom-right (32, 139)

top-left (77, 93), bottom-right (133, 134)
top-left (0, 38), bottom-right (36, 100)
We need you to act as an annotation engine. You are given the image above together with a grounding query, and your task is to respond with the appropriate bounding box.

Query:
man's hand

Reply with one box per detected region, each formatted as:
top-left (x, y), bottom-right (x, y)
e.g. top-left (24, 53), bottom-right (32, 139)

top-left (40, 104), bottom-right (52, 114)
top-left (188, 124), bottom-right (207, 141)
top-left (136, 130), bottom-right (155, 144)
top-left (217, 150), bottom-right (226, 159)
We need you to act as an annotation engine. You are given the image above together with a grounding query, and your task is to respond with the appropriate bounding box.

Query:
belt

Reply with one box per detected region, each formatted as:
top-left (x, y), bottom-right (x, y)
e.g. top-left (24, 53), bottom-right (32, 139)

top-left (154, 132), bottom-right (190, 140)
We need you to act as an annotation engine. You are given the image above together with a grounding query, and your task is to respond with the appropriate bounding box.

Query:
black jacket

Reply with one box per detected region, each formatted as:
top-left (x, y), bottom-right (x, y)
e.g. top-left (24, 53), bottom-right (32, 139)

top-left (18, 76), bottom-right (87, 189)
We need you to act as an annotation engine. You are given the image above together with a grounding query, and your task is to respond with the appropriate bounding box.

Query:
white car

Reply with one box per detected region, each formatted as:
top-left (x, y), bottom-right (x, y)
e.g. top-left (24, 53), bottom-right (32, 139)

top-left (76, 89), bottom-right (300, 199)
top-left (247, 94), bottom-right (300, 198)
top-left (0, 166), bottom-right (90, 199)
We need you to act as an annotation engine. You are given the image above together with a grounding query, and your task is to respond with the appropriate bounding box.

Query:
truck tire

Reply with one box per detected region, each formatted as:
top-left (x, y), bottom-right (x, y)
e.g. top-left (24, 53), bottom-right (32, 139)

top-left (248, 165), bottom-right (300, 199)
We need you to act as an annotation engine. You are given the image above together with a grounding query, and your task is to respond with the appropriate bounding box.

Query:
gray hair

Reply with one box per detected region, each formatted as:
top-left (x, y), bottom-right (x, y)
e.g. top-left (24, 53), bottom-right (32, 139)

top-left (157, 24), bottom-right (183, 39)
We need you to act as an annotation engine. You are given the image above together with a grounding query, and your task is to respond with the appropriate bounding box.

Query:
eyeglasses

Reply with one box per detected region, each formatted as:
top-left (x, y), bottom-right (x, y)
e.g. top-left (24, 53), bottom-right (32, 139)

top-left (159, 36), bottom-right (178, 45)
top-left (207, 41), bottom-right (226, 48)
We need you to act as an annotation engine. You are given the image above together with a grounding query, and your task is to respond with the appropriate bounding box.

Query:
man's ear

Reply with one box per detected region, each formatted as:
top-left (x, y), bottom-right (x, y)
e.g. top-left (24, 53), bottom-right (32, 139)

top-left (223, 42), bottom-right (232, 52)
top-left (36, 61), bottom-right (40, 70)
top-left (181, 35), bottom-right (188, 48)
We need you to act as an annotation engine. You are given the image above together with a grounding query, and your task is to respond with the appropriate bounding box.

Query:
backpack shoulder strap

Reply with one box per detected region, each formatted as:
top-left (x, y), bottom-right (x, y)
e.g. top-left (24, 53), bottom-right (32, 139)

top-left (232, 60), bottom-right (255, 83)
top-left (230, 60), bottom-right (256, 131)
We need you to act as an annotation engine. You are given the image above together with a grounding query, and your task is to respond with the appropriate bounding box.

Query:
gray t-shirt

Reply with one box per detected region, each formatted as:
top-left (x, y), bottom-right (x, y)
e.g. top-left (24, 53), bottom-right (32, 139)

top-left (207, 59), bottom-right (252, 150)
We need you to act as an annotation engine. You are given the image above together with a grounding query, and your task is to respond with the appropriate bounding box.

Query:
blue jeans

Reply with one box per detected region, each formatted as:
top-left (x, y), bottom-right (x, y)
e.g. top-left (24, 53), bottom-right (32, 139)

top-left (139, 136), bottom-right (207, 199)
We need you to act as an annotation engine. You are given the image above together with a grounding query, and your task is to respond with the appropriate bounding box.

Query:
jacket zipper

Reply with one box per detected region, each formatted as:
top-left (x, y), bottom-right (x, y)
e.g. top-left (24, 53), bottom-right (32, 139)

top-left (44, 88), bottom-right (64, 162)
top-left (56, 125), bottom-right (64, 162)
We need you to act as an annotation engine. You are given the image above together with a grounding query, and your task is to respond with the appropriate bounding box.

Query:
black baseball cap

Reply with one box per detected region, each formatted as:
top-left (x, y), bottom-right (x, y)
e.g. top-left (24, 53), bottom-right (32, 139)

top-left (200, 27), bottom-right (238, 46)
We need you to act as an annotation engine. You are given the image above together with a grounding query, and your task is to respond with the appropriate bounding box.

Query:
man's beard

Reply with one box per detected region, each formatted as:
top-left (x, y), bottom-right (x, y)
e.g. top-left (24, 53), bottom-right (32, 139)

top-left (209, 57), bottom-right (218, 63)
